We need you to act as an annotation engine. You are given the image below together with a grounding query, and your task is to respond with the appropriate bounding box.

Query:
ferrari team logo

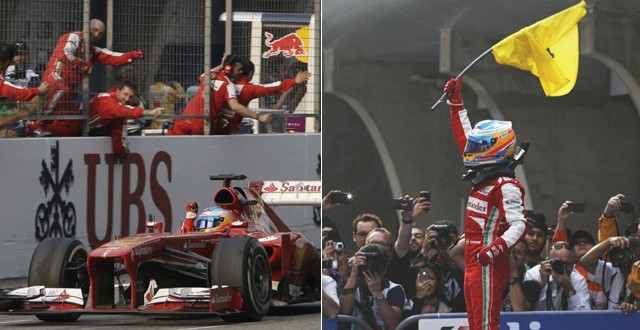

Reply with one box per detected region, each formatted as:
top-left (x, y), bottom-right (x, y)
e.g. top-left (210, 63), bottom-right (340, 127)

top-left (35, 141), bottom-right (77, 241)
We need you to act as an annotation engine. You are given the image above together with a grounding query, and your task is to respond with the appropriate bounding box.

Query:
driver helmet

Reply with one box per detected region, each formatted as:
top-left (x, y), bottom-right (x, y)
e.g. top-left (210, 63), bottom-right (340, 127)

top-left (194, 207), bottom-right (237, 232)
top-left (463, 120), bottom-right (517, 167)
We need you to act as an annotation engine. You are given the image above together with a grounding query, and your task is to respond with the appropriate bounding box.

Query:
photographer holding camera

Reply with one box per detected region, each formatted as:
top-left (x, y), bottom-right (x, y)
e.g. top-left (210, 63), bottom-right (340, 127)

top-left (420, 221), bottom-right (466, 312)
top-left (340, 241), bottom-right (410, 330)
top-left (578, 235), bottom-right (630, 310)
top-left (322, 235), bottom-right (349, 288)
top-left (386, 192), bottom-right (431, 301)
top-left (523, 240), bottom-right (591, 311)
top-left (350, 213), bottom-right (384, 251)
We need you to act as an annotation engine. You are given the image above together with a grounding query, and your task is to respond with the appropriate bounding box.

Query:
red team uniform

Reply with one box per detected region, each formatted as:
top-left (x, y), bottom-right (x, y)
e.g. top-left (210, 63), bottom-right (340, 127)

top-left (446, 78), bottom-right (527, 330)
top-left (40, 31), bottom-right (143, 136)
top-left (218, 77), bottom-right (297, 134)
top-left (0, 76), bottom-right (40, 101)
top-left (89, 91), bottom-right (144, 155)
top-left (169, 74), bottom-right (296, 135)
top-left (169, 73), bottom-right (237, 135)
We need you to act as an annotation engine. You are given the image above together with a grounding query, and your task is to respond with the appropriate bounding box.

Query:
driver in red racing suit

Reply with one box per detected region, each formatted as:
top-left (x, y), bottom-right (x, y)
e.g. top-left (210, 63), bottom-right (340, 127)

top-left (444, 78), bottom-right (527, 330)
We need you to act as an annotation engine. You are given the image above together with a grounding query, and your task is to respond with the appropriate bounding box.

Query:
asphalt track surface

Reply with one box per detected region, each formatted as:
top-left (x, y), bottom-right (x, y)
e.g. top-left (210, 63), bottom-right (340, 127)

top-left (0, 303), bottom-right (320, 330)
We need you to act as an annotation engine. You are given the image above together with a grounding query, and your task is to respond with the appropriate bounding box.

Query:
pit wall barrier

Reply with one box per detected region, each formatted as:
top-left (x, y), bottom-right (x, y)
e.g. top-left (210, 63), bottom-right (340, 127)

top-left (396, 311), bottom-right (640, 330)
top-left (0, 134), bottom-right (320, 278)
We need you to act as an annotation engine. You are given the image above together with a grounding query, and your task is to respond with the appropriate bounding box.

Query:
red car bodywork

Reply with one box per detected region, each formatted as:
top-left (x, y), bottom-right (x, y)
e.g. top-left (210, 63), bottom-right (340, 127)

top-left (1, 177), bottom-right (320, 317)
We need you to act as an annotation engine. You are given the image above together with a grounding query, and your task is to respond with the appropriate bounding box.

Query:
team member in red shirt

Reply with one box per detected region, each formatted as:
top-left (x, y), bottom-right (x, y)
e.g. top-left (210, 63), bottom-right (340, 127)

top-left (89, 81), bottom-right (162, 155)
top-left (169, 55), bottom-right (271, 135)
top-left (215, 59), bottom-right (311, 134)
top-left (40, 18), bottom-right (144, 136)
top-left (0, 42), bottom-right (48, 128)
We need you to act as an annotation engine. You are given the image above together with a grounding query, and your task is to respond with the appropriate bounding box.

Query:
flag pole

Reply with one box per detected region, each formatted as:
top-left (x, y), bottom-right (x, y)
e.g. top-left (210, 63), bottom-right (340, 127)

top-left (430, 47), bottom-right (494, 111)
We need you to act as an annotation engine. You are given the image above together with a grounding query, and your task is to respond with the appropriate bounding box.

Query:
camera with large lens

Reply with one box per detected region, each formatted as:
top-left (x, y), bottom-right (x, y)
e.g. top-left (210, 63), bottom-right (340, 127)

top-left (391, 195), bottom-right (414, 211)
top-left (356, 243), bottom-right (389, 276)
top-left (426, 221), bottom-right (456, 249)
top-left (550, 258), bottom-right (566, 275)
top-left (391, 190), bottom-right (431, 211)
top-left (328, 191), bottom-right (354, 205)
top-left (608, 236), bottom-right (640, 268)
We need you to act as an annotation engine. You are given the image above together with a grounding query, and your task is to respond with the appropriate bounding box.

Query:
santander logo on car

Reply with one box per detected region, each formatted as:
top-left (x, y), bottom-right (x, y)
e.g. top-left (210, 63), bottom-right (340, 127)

top-left (261, 181), bottom-right (321, 193)
top-left (263, 182), bottom-right (279, 193)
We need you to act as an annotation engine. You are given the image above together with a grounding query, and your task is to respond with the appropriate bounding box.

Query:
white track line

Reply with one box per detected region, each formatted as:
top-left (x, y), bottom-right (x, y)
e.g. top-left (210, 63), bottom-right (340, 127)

top-left (0, 318), bottom-right (34, 324)
top-left (177, 325), bottom-right (225, 330)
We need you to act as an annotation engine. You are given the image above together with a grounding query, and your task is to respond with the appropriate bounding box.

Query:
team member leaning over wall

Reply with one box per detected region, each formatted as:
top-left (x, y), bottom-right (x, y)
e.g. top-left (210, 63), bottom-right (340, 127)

top-left (89, 81), bottom-right (162, 156)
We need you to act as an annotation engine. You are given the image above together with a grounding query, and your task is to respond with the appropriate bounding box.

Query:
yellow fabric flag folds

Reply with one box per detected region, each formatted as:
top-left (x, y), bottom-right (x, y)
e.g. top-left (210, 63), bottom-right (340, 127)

top-left (491, 1), bottom-right (587, 96)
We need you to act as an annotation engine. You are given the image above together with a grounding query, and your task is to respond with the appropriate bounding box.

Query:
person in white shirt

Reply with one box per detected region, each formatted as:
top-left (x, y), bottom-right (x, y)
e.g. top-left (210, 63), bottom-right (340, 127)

top-left (524, 240), bottom-right (591, 311)
top-left (322, 274), bottom-right (340, 330)
top-left (4, 41), bottom-right (39, 88)
top-left (578, 236), bottom-right (629, 309)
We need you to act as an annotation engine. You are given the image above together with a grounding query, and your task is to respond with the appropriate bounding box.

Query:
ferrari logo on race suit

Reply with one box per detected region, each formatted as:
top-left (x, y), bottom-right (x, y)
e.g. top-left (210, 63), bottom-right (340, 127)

top-left (35, 141), bottom-right (77, 241)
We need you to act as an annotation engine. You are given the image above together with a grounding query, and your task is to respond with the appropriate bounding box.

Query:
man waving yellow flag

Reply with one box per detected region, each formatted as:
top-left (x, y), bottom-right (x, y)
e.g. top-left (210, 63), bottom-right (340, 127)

top-left (491, 1), bottom-right (587, 96)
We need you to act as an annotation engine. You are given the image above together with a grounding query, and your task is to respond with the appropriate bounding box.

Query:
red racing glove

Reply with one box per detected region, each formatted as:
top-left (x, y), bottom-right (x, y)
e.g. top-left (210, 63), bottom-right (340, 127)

top-left (125, 50), bottom-right (144, 61)
top-left (443, 78), bottom-right (463, 105)
top-left (476, 237), bottom-right (508, 265)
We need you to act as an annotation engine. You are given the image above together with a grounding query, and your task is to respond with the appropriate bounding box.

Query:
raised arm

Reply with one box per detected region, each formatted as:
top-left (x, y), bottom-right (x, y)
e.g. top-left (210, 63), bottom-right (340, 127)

top-left (579, 236), bottom-right (630, 274)
top-left (246, 71), bottom-right (310, 99)
top-left (443, 78), bottom-right (472, 155)
top-left (394, 197), bottom-right (431, 258)
top-left (552, 201), bottom-right (572, 242)
top-left (94, 48), bottom-right (144, 66)
top-left (598, 194), bottom-right (624, 242)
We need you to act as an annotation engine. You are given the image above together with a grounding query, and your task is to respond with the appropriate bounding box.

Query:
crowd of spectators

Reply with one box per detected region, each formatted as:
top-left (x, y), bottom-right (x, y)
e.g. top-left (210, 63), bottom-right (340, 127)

top-left (321, 192), bottom-right (640, 329)
top-left (0, 18), bottom-right (311, 147)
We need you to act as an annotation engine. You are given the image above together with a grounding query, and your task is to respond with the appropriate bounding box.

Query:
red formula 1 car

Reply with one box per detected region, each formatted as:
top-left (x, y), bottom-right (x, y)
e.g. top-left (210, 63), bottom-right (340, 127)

top-left (0, 174), bottom-right (321, 322)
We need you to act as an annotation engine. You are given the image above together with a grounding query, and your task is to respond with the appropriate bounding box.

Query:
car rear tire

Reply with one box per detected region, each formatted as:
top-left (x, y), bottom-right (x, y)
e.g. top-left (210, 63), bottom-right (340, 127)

top-left (210, 236), bottom-right (271, 322)
top-left (28, 238), bottom-right (88, 322)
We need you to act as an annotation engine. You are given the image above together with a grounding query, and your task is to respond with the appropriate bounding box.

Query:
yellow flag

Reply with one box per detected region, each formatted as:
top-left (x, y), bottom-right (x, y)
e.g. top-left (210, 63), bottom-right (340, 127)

top-left (491, 1), bottom-right (587, 96)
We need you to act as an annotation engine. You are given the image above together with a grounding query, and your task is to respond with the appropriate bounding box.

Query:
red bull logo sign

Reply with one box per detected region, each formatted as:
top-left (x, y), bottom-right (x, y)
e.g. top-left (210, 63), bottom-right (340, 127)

top-left (262, 31), bottom-right (307, 60)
